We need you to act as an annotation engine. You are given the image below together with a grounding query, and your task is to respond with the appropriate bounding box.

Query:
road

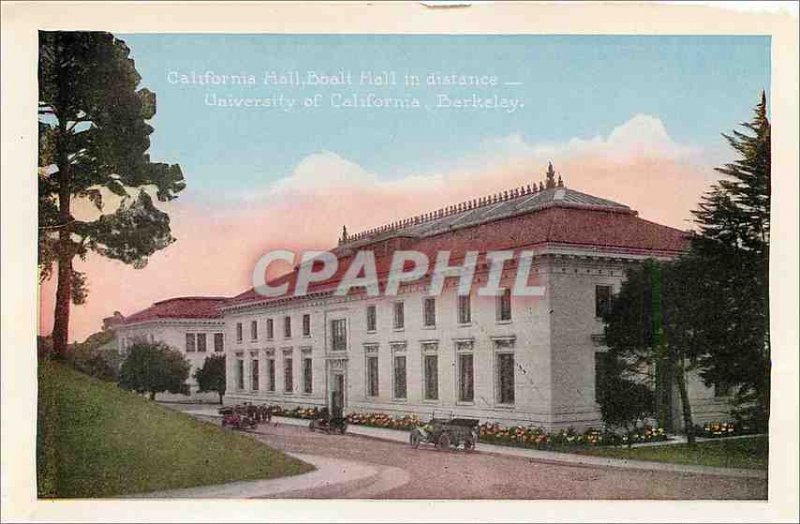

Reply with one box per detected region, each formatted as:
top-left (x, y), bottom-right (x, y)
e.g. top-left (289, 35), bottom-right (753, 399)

top-left (245, 420), bottom-right (767, 500)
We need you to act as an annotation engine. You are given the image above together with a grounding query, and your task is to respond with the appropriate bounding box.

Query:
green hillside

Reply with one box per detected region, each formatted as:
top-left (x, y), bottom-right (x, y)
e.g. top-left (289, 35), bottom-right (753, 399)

top-left (37, 361), bottom-right (313, 497)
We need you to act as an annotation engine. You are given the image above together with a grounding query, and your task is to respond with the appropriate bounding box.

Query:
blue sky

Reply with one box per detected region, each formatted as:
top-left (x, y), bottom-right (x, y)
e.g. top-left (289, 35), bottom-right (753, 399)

top-left (120, 34), bottom-right (770, 197)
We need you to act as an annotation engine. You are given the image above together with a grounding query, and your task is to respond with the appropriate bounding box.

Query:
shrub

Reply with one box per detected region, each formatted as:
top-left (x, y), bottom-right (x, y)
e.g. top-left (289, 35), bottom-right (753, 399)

top-left (597, 372), bottom-right (656, 447)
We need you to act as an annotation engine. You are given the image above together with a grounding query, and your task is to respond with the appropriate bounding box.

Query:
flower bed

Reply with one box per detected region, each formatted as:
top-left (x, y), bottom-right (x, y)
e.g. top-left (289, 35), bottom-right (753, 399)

top-left (266, 405), bottom-right (320, 420)
top-left (263, 404), bottom-right (669, 449)
top-left (345, 412), bottom-right (422, 431)
top-left (478, 422), bottom-right (667, 450)
top-left (695, 421), bottom-right (759, 438)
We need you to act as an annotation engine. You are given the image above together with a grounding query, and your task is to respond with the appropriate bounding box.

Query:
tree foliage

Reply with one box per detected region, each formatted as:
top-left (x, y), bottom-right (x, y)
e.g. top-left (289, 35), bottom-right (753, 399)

top-left (67, 329), bottom-right (123, 381)
top-left (596, 354), bottom-right (655, 447)
top-left (118, 342), bottom-right (189, 400)
top-left (194, 354), bottom-right (226, 404)
top-left (603, 258), bottom-right (706, 443)
top-left (602, 93), bottom-right (772, 438)
top-left (38, 31), bottom-right (185, 358)
top-left (690, 92), bottom-right (771, 432)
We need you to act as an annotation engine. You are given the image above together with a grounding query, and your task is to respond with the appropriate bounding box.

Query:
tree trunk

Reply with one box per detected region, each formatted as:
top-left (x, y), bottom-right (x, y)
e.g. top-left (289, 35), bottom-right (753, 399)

top-left (149, 391), bottom-right (156, 401)
top-left (673, 360), bottom-right (696, 445)
top-left (51, 243), bottom-right (73, 359)
top-left (51, 56), bottom-right (74, 360)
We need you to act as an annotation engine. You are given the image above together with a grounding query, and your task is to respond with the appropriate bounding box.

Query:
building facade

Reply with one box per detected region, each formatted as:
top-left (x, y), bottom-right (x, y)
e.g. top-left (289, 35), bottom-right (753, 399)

top-left (221, 175), bottom-right (732, 430)
top-left (115, 296), bottom-right (228, 402)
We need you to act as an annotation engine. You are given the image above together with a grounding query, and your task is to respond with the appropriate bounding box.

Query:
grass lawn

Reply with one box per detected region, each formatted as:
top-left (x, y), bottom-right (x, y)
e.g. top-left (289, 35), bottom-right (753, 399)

top-left (576, 436), bottom-right (768, 470)
top-left (37, 361), bottom-right (313, 498)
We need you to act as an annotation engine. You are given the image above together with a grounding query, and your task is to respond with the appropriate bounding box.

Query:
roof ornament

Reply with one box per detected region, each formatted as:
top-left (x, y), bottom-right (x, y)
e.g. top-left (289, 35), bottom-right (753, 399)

top-left (545, 162), bottom-right (557, 189)
top-left (339, 225), bottom-right (349, 244)
top-left (539, 181), bottom-right (545, 192)
top-left (557, 174), bottom-right (564, 188)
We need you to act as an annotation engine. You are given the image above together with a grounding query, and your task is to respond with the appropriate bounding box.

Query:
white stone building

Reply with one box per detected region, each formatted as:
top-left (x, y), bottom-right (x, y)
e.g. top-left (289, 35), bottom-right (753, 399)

top-left (115, 296), bottom-right (228, 402)
top-left (221, 175), bottom-right (731, 431)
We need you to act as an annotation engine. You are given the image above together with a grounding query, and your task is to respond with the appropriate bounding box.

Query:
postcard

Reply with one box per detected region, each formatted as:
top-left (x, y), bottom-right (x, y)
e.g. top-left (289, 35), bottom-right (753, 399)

top-left (2, 2), bottom-right (798, 522)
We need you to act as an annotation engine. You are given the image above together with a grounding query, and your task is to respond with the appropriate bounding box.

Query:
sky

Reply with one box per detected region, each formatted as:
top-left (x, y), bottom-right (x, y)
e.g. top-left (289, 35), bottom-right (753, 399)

top-left (38, 34), bottom-right (771, 342)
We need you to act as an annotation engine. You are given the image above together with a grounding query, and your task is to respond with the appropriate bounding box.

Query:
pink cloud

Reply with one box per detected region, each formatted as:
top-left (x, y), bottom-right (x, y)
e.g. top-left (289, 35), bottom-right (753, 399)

top-left (39, 115), bottom-right (725, 342)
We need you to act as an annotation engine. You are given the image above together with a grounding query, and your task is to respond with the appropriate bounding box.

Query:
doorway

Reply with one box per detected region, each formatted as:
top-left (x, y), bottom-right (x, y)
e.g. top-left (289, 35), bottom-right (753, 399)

top-left (330, 373), bottom-right (345, 419)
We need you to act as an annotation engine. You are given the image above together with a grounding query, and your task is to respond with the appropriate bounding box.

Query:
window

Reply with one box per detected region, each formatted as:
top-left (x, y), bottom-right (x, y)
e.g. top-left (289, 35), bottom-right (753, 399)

top-left (494, 339), bottom-right (515, 405)
top-left (497, 288), bottom-right (512, 321)
top-left (393, 355), bottom-right (407, 399)
top-left (422, 343), bottom-right (438, 401)
top-left (236, 359), bottom-right (244, 390)
top-left (366, 305), bottom-right (377, 332)
top-left (250, 320), bottom-right (258, 340)
top-left (236, 322), bottom-right (243, 343)
top-left (366, 355), bottom-right (379, 397)
top-left (457, 341), bottom-right (474, 402)
top-left (214, 333), bottom-right (224, 352)
top-left (302, 314), bottom-right (311, 337)
top-left (197, 333), bottom-right (207, 353)
top-left (457, 295), bottom-right (471, 324)
top-left (423, 297), bottom-right (436, 327)
top-left (284, 316), bottom-right (292, 338)
top-left (331, 319), bottom-right (347, 351)
top-left (267, 358), bottom-right (276, 392)
top-left (393, 301), bottom-right (405, 329)
top-left (185, 333), bottom-right (196, 352)
top-left (266, 318), bottom-right (274, 340)
top-left (594, 351), bottom-right (613, 401)
top-left (251, 359), bottom-right (259, 391)
top-left (303, 358), bottom-right (313, 393)
top-left (284, 357), bottom-right (293, 392)
top-left (595, 285), bottom-right (612, 318)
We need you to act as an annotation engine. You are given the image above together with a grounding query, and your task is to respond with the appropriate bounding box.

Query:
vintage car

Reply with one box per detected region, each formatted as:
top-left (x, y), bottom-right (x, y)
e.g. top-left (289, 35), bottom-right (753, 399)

top-left (409, 417), bottom-right (479, 451)
top-left (308, 408), bottom-right (348, 434)
top-left (219, 405), bottom-right (258, 430)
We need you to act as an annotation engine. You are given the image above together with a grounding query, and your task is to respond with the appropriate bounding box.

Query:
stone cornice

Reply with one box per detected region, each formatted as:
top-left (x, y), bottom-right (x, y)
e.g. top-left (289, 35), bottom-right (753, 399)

top-left (117, 318), bottom-right (225, 330)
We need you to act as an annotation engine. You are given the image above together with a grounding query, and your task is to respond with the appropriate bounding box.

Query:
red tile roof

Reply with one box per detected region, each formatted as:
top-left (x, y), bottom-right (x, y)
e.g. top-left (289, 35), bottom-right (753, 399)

top-left (228, 189), bottom-right (690, 308)
top-left (122, 296), bottom-right (228, 324)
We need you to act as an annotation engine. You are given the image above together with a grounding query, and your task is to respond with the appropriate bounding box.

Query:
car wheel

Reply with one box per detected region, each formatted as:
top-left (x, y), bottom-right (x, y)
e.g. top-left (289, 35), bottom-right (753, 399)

top-left (410, 431), bottom-right (421, 449)
top-left (463, 435), bottom-right (475, 451)
top-left (436, 433), bottom-right (451, 451)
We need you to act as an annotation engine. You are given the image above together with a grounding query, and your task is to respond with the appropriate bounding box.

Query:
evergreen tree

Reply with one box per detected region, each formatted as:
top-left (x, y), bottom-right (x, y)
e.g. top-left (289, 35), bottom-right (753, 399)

top-left (691, 92), bottom-right (771, 431)
top-left (194, 355), bottom-right (226, 404)
top-left (38, 32), bottom-right (185, 359)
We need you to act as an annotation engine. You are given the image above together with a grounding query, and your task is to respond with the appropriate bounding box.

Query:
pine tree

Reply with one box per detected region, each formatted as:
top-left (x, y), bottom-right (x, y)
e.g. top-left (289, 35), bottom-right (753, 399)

top-left (691, 92), bottom-right (771, 431)
top-left (38, 32), bottom-right (185, 358)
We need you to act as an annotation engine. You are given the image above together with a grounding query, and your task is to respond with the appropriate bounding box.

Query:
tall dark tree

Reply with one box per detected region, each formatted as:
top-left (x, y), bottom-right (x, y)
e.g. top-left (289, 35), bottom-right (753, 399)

top-left (690, 92), bottom-right (771, 431)
top-left (603, 259), bottom-right (708, 444)
top-left (194, 355), bottom-right (226, 404)
top-left (118, 342), bottom-right (189, 400)
top-left (38, 32), bottom-right (185, 359)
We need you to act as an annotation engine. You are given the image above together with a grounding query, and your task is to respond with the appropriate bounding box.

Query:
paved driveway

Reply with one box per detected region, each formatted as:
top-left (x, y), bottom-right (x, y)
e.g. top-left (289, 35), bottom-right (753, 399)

top-left (247, 421), bottom-right (766, 500)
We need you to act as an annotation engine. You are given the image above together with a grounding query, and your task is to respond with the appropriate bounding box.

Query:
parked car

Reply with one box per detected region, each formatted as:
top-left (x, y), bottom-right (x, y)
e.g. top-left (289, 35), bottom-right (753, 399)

top-left (409, 417), bottom-right (479, 451)
top-left (308, 407), bottom-right (347, 435)
top-left (219, 405), bottom-right (257, 430)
